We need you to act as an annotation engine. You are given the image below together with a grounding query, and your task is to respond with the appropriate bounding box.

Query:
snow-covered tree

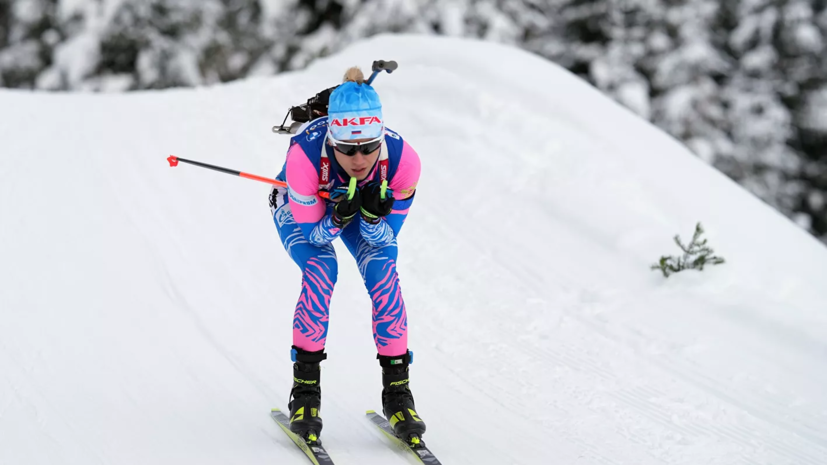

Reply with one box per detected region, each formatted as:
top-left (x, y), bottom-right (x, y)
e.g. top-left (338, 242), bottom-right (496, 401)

top-left (0, 0), bottom-right (825, 241)
top-left (0, 0), bottom-right (61, 88)
top-left (717, 0), bottom-right (826, 237)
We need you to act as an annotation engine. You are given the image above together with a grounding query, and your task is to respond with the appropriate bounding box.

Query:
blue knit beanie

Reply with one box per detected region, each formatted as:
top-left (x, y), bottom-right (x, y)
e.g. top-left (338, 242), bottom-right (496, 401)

top-left (327, 81), bottom-right (384, 141)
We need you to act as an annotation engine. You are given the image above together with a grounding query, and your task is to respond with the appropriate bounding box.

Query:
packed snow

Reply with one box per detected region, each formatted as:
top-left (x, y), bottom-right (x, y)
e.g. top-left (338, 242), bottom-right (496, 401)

top-left (1, 34), bottom-right (826, 465)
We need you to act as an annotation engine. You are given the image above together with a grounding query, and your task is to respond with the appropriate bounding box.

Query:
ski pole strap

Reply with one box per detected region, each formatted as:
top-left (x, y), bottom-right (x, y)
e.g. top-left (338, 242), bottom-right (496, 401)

top-left (292, 346), bottom-right (328, 363)
top-left (377, 350), bottom-right (413, 367)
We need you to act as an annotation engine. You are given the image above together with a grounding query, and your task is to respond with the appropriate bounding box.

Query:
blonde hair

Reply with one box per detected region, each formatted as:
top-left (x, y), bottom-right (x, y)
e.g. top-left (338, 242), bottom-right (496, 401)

top-left (343, 66), bottom-right (365, 84)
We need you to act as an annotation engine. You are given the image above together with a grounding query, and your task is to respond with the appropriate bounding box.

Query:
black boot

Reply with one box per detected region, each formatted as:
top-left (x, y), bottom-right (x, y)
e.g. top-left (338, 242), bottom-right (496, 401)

top-left (288, 346), bottom-right (327, 442)
top-left (378, 351), bottom-right (426, 443)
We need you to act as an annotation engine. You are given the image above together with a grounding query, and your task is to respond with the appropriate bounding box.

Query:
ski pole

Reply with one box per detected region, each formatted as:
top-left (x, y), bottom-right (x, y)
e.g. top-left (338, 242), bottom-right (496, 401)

top-left (166, 155), bottom-right (331, 199)
top-left (366, 60), bottom-right (398, 85)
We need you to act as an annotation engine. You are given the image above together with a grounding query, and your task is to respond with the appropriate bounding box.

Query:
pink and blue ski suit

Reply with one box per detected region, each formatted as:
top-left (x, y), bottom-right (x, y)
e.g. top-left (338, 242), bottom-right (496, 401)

top-left (270, 117), bottom-right (421, 357)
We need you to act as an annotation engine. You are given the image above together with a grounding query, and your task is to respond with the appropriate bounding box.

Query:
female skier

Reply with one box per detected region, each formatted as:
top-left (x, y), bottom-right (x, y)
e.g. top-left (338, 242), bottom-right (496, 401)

top-left (269, 67), bottom-right (425, 444)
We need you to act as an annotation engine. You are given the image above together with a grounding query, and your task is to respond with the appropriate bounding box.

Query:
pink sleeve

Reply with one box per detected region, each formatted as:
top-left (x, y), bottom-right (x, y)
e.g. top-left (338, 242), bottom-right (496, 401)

top-left (285, 143), bottom-right (326, 225)
top-left (388, 140), bottom-right (421, 200)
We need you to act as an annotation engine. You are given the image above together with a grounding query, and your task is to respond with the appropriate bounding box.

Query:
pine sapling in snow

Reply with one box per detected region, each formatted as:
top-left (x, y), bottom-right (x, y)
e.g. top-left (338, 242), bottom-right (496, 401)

top-left (652, 222), bottom-right (725, 278)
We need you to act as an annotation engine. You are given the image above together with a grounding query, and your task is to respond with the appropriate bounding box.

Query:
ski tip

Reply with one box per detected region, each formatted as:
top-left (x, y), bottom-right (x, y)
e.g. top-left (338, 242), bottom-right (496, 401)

top-left (271, 408), bottom-right (282, 412)
top-left (366, 410), bottom-right (377, 415)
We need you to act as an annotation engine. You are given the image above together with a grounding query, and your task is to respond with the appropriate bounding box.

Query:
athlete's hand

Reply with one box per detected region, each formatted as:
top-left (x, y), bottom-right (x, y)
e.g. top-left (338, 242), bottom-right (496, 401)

top-left (330, 179), bottom-right (361, 227)
top-left (360, 180), bottom-right (395, 223)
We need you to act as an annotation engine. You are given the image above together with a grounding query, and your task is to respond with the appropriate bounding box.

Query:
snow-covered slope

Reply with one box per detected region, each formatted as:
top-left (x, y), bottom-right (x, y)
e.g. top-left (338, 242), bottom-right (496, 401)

top-left (1, 34), bottom-right (826, 465)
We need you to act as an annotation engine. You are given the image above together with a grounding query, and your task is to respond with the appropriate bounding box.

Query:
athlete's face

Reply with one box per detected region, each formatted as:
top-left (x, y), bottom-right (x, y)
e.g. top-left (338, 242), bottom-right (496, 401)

top-left (332, 138), bottom-right (381, 180)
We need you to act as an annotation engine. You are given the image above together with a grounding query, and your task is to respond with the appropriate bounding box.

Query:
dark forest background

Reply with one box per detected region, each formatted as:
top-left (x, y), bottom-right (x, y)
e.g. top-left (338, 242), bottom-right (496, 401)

top-left (2, 0), bottom-right (825, 242)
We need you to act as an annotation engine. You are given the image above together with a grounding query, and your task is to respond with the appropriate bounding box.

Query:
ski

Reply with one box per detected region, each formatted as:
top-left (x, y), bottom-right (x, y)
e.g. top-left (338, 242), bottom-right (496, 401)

top-left (365, 410), bottom-right (442, 465)
top-left (270, 408), bottom-right (336, 465)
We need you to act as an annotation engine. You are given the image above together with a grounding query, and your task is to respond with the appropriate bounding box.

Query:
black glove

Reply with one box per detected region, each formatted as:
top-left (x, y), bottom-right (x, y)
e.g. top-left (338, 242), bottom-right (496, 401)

top-left (330, 185), bottom-right (361, 227)
top-left (360, 181), bottom-right (395, 223)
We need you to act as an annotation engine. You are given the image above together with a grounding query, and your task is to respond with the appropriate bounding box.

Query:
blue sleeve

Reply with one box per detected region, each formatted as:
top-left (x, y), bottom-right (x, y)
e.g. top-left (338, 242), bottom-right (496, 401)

top-left (358, 192), bottom-right (416, 247)
top-left (385, 193), bottom-right (415, 237)
top-left (297, 207), bottom-right (344, 246)
top-left (360, 218), bottom-right (395, 247)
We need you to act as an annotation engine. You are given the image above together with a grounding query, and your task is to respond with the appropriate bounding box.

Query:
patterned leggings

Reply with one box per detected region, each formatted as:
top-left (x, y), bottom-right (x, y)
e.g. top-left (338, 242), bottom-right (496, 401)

top-left (271, 190), bottom-right (408, 357)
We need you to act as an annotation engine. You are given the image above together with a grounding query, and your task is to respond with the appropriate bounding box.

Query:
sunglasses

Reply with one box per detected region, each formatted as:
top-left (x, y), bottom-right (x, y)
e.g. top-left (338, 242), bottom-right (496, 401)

top-left (328, 134), bottom-right (383, 156)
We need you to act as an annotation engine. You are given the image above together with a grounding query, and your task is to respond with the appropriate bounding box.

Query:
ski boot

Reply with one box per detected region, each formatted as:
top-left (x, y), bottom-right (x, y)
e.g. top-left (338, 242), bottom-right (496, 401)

top-left (288, 346), bottom-right (327, 442)
top-left (379, 351), bottom-right (426, 445)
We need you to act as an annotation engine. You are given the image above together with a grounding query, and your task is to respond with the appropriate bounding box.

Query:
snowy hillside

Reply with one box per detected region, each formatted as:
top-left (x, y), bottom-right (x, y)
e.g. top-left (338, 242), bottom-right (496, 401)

top-left (1, 34), bottom-right (826, 465)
